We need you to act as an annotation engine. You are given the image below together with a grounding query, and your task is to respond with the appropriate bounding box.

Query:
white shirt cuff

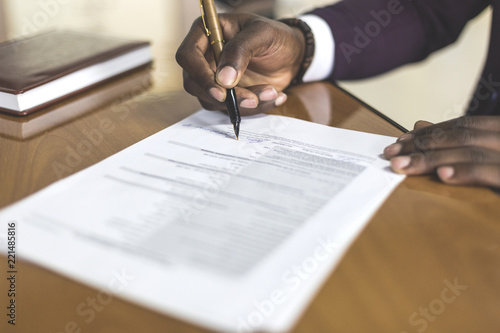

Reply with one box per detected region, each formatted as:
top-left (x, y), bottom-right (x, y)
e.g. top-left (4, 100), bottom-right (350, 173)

top-left (299, 14), bottom-right (335, 82)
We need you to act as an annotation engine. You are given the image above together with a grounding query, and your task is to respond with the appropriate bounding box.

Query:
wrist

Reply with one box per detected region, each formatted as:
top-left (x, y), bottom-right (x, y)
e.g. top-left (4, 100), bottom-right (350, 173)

top-left (279, 18), bottom-right (315, 87)
top-left (290, 26), bottom-right (306, 81)
top-left (300, 14), bottom-right (335, 82)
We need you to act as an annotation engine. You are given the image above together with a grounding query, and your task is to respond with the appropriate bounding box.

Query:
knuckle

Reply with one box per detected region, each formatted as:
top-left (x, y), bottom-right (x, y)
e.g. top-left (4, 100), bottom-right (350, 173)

top-left (409, 153), bottom-right (426, 166)
top-left (466, 147), bottom-right (487, 163)
top-left (456, 116), bottom-right (475, 129)
top-left (456, 129), bottom-right (476, 145)
top-left (421, 150), bottom-right (437, 164)
top-left (251, 18), bottom-right (273, 33)
top-left (413, 136), bottom-right (434, 152)
top-left (246, 16), bottom-right (268, 28)
top-left (470, 165), bottom-right (500, 187)
top-left (184, 85), bottom-right (200, 101)
top-left (184, 67), bottom-right (216, 93)
top-left (176, 18), bottom-right (206, 66)
top-left (183, 79), bottom-right (206, 100)
top-left (492, 134), bottom-right (500, 150)
top-left (175, 44), bottom-right (192, 68)
top-left (467, 165), bottom-right (482, 181)
top-left (430, 128), bottom-right (447, 144)
top-left (452, 164), bottom-right (479, 184)
top-left (175, 49), bottom-right (185, 66)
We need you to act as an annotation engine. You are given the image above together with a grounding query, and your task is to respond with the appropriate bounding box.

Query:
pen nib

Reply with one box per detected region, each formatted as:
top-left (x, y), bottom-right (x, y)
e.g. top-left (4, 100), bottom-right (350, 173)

top-left (233, 122), bottom-right (240, 140)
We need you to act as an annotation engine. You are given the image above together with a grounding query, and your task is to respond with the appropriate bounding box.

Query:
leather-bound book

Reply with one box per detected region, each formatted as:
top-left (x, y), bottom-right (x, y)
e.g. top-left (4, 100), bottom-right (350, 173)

top-left (0, 30), bottom-right (152, 116)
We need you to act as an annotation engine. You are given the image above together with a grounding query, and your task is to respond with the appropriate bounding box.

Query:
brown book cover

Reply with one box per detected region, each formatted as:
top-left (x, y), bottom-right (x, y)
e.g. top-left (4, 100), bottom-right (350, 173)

top-left (0, 30), bottom-right (152, 116)
top-left (0, 67), bottom-right (152, 140)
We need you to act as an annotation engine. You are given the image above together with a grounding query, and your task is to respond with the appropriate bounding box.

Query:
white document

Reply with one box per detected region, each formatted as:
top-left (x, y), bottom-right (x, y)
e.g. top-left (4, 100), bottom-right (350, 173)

top-left (0, 110), bottom-right (404, 332)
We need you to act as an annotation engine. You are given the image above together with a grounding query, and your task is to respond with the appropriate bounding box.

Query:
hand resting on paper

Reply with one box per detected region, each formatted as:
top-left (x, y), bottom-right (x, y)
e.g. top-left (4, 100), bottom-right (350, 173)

top-left (176, 13), bottom-right (305, 115)
top-left (384, 116), bottom-right (500, 188)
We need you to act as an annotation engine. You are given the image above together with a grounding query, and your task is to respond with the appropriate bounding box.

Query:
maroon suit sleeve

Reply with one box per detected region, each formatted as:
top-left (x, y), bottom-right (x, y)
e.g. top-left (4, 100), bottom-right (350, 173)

top-left (310, 0), bottom-right (490, 80)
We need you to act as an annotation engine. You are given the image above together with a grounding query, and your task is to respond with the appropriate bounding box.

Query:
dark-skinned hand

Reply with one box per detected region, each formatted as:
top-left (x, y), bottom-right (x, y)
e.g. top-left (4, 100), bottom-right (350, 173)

top-left (384, 116), bottom-right (500, 188)
top-left (176, 13), bottom-right (305, 115)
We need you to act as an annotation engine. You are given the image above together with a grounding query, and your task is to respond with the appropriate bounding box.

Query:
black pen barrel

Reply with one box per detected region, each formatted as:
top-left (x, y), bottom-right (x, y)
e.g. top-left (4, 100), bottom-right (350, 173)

top-left (226, 88), bottom-right (241, 138)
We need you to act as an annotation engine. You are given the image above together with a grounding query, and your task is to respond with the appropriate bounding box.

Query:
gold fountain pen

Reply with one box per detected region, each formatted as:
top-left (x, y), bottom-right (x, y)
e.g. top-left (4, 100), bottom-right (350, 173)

top-left (200, 0), bottom-right (241, 140)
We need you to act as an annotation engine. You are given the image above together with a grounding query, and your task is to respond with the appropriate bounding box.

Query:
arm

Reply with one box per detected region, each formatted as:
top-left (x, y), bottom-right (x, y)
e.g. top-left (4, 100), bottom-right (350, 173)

top-left (311, 0), bottom-right (490, 80)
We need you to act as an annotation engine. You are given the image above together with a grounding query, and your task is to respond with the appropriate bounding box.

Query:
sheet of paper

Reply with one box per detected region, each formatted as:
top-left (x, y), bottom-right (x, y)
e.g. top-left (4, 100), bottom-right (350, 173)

top-left (0, 110), bottom-right (404, 332)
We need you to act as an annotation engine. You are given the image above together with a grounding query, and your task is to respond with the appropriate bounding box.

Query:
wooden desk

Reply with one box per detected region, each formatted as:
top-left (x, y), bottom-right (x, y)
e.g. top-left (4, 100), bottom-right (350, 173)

top-left (1, 6), bottom-right (500, 332)
top-left (1, 72), bottom-right (499, 333)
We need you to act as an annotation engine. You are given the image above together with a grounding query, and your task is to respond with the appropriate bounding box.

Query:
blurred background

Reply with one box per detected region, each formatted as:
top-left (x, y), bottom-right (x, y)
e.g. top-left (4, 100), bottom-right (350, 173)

top-left (0, 0), bottom-right (491, 129)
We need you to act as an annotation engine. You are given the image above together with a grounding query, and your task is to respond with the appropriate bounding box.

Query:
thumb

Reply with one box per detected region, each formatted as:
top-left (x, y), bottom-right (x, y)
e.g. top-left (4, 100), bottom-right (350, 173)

top-left (216, 19), bottom-right (274, 88)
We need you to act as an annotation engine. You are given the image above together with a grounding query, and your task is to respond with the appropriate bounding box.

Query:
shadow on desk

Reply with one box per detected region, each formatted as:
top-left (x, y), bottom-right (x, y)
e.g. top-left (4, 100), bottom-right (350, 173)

top-left (274, 82), bottom-right (405, 137)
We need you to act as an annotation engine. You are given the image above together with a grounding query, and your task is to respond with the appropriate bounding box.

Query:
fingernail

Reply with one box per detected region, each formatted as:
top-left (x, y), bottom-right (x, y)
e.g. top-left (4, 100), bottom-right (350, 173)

top-left (397, 133), bottom-right (412, 142)
top-left (209, 87), bottom-right (225, 103)
top-left (384, 143), bottom-right (402, 157)
top-left (240, 98), bottom-right (258, 108)
top-left (275, 93), bottom-right (287, 106)
top-left (438, 166), bottom-right (454, 180)
top-left (391, 156), bottom-right (411, 173)
top-left (217, 67), bottom-right (237, 86)
top-left (259, 88), bottom-right (278, 101)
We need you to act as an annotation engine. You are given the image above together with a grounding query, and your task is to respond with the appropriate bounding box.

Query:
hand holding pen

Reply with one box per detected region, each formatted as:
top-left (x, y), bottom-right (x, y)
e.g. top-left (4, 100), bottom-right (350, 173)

top-left (176, 7), bottom-right (305, 126)
top-left (199, 0), bottom-right (240, 139)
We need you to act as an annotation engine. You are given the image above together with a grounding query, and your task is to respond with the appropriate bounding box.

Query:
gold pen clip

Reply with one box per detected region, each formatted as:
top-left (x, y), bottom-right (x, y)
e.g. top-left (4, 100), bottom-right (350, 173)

top-left (199, 0), bottom-right (211, 37)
